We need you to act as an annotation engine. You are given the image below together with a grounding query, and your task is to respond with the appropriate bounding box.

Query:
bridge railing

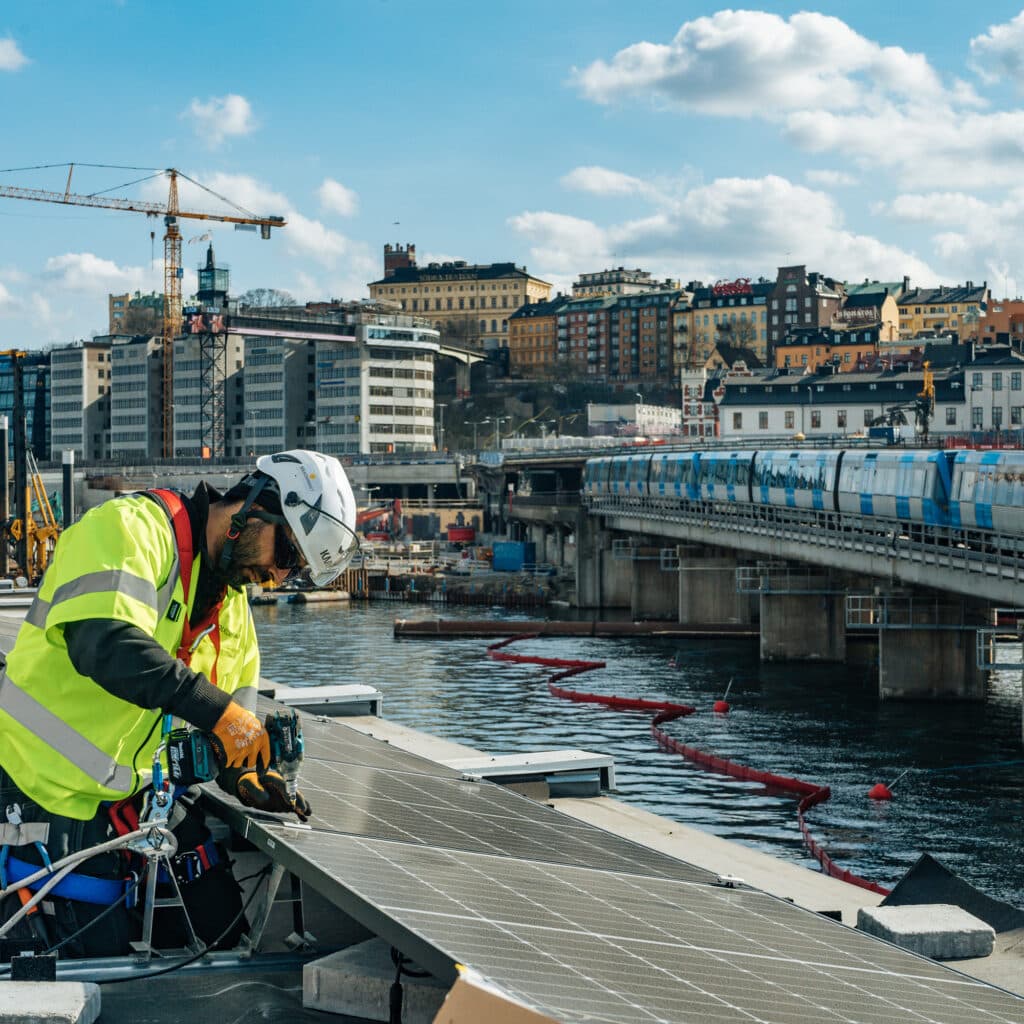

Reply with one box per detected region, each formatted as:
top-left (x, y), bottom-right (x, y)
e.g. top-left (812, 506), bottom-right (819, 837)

top-left (586, 494), bottom-right (1024, 585)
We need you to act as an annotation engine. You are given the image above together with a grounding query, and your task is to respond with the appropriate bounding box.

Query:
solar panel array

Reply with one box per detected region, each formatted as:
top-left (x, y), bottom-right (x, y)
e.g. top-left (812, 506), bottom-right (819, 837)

top-left (209, 710), bottom-right (1024, 1023)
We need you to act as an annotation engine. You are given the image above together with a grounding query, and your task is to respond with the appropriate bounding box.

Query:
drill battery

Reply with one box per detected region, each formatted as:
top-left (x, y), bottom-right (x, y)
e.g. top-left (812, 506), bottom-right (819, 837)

top-left (166, 727), bottom-right (219, 786)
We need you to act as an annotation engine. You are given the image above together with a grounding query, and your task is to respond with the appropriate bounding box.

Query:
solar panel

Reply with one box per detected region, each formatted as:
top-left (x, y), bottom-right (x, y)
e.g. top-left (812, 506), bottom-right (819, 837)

top-left (294, 757), bottom-right (712, 880)
top-left (247, 700), bottom-right (714, 880)
top-left (282, 711), bottom-right (461, 778)
top-left (229, 827), bottom-right (1024, 1024)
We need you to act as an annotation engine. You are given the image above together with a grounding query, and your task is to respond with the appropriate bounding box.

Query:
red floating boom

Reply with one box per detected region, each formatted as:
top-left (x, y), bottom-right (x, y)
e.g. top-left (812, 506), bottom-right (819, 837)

top-left (486, 636), bottom-right (890, 896)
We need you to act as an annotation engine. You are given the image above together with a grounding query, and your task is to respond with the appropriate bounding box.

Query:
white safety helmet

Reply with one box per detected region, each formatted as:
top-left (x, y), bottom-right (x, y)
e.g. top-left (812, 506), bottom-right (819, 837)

top-left (256, 450), bottom-right (358, 586)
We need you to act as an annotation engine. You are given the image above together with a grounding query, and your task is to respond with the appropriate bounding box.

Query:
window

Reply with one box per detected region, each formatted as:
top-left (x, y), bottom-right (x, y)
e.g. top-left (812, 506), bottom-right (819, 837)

top-left (993, 407), bottom-right (1003, 428)
top-left (863, 410), bottom-right (875, 426)
top-left (1012, 372), bottom-right (1021, 391)
top-left (837, 410), bottom-right (847, 428)
top-left (971, 406), bottom-right (983, 427)
top-left (972, 372), bottom-right (983, 389)
top-left (784, 410), bottom-right (795, 429)
top-left (947, 408), bottom-right (958, 426)
top-left (993, 373), bottom-right (1003, 391)
top-left (732, 412), bottom-right (742, 429)
top-left (1012, 407), bottom-right (1022, 425)
top-left (810, 410), bottom-right (821, 428)
top-left (758, 411), bottom-right (768, 430)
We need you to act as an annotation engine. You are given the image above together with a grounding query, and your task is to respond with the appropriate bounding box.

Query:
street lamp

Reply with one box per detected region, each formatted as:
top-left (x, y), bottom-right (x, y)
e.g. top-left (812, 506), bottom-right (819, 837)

top-left (436, 403), bottom-right (447, 452)
top-left (494, 416), bottom-right (510, 449)
top-left (473, 419), bottom-right (489, 450)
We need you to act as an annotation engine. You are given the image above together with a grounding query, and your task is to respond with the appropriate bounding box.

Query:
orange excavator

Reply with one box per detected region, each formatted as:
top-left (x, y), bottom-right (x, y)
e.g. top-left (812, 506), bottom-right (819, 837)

top-left (357, 499), bottom-right (403, 541)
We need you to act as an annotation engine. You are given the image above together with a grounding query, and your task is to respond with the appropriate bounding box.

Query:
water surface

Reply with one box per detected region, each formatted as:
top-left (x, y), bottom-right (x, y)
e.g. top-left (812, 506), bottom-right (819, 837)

top-left (254, 601), bottom-right (1024, 907)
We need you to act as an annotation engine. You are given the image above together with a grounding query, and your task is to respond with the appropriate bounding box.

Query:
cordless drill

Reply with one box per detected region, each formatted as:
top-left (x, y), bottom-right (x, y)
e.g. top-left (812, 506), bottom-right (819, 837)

top-left (167, 708), bottom-right (304, 798)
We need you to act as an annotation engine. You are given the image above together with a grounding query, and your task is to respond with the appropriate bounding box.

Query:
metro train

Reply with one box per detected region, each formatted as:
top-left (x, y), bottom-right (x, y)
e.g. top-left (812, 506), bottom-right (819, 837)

top-left (583, 447), bottom-right (1024, 536)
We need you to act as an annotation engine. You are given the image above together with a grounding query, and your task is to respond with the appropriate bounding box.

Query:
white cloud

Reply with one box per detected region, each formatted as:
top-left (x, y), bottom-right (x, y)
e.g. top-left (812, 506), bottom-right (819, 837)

top-left (42, 252), bottom-right (157, 294)
top-left (561, 166), bottom-right (647, 197)
top-left (318, 178), bottom-right (359, 217)
top-left (784, 107), bottom-right (1024, 188)
top-left (183, 94), bottom-right (256, 146)
top-left (805, 169), bottom-right (859, 188)
top-left (506, 211), bottom-right (611, 274)
top-left (511, 172), bottom-right (938, 290)
top-left (0, 38), bottom-right (28, 71)
top-left (970, 12), bottom-right (1024, 87)
top-left (573, 11), bottom-right (967, 116)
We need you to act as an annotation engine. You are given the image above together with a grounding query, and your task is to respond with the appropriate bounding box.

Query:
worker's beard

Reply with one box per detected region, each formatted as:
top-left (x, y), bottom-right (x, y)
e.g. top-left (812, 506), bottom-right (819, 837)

top-left (215, 524), bottom-right (274, 590)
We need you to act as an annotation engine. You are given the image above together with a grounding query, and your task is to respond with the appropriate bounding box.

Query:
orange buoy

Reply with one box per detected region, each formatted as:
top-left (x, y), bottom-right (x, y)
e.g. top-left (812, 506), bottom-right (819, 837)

top-left (868, 783), bottom-right (893, 801)
top-left (713, 700), bottom-right (731, 713)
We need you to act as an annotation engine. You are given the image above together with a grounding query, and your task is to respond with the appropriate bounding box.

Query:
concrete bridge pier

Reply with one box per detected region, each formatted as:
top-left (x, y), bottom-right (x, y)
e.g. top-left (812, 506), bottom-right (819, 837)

top-left (575, 517), bottom-right (631, 610)
top-left (872, 595), bottom-right (987, 701)
top-left (760, 591), bottom-right (846, 662)
top-left (631, 547), bottom-right (678, 621)
top-left (678, 551), bottom-right (756, 626)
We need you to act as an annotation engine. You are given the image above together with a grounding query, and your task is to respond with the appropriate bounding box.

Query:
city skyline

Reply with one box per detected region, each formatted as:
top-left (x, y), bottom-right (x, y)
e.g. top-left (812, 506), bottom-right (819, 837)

top-left (3, 1), bottom-right (1024, 348)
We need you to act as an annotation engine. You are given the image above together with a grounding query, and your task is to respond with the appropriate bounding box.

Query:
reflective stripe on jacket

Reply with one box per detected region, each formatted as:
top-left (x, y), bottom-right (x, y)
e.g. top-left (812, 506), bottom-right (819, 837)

top-left (0, 493), bottom-right (259, 819)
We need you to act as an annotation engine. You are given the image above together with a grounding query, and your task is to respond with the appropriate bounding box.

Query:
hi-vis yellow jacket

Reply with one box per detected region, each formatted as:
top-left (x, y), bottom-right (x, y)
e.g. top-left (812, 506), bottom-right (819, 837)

top-left (0, 493), bottom-right (259, 819)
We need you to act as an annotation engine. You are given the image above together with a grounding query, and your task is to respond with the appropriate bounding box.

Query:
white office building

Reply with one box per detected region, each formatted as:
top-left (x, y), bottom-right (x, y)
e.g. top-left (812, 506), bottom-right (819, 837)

top-left (110, 335), bottom-right (162, 459)
top-left (50, 340), bottom-right (111, 461)
top-left (316, 318), bottom-right (439, 456)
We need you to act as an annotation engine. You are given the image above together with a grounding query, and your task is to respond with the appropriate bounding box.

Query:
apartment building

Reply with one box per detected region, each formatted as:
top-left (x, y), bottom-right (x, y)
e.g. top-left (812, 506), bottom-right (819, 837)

top-left (109, 335), bottom-right (162, 458)
top-left (716, 365), bottom-right (964, 440)
top-left (507, 295), bottom-right (572, 375)
top-left (683, 279), bottom-right (772, 366)
top-left (50, 340), bottom-right (111, 461)
top-left (766, 265), bottom-right (844, 357)
top-left (572, 267), bottom-right (679, 298)
top-left (368, 244), bottom-right (550, 352)
top-left (108, 291), bottom-right (162, 335)
top-left (898, 281), bottom-right (989, 342)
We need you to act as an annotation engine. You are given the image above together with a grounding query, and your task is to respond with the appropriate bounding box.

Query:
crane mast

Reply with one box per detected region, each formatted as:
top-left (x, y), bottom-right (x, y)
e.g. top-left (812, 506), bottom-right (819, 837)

top-left (0, 166), bottom-right (285, 457)
top-left (163, 171), bottom-right (182, 457)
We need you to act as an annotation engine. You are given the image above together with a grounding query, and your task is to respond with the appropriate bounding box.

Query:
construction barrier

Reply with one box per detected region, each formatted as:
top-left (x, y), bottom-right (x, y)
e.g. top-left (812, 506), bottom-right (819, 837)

top-left (486, 635), bottom-right (890, 896)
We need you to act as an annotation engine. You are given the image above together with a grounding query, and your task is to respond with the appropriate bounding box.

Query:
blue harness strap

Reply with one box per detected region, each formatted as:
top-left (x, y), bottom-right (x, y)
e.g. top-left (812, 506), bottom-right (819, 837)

top-left (5, 852), bottom-right (126, 906)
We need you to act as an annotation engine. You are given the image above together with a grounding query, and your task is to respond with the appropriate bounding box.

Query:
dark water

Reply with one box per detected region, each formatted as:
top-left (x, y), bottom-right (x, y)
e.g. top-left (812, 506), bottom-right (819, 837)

top-left (253, 601), bottom-right (1024, 908)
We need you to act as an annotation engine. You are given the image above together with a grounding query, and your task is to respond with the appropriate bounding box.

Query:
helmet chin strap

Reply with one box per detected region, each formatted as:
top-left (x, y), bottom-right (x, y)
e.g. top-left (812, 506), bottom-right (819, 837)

top-left (219, 474), bottom-right (277, 576)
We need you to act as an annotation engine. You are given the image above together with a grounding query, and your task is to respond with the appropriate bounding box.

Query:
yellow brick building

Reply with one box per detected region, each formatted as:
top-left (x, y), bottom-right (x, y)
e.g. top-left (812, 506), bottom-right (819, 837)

top-left (898, 281), bottom-right (989, 341)
top-left (368, 247), bottom-right (550, 351)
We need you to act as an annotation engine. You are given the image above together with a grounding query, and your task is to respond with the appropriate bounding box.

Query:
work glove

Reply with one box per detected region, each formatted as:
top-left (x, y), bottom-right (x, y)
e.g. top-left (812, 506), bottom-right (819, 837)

top-left (207, 700), bottom-right (271, 772)
top-left (235, 769), bottom-right (311, 822)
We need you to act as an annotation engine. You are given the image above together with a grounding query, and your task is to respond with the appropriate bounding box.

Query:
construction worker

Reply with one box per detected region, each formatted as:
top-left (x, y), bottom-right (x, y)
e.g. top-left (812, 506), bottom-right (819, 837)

top-left (0, 450), bottom-right (357, 956)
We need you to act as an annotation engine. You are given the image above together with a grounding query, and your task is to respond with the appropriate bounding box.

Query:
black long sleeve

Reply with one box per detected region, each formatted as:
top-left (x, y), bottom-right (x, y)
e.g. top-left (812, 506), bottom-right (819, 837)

top-left (64, 618), bottom-right (232, 731)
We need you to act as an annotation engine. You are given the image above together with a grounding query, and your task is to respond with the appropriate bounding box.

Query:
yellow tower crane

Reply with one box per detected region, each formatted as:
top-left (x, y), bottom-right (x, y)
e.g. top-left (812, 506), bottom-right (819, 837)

top-left (0, 164), bottom-right (285, 456)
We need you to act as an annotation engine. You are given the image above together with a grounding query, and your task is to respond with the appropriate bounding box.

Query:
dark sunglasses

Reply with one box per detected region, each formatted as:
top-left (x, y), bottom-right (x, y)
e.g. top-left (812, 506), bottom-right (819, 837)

top-left (273, 524), bottom-right (303, 571)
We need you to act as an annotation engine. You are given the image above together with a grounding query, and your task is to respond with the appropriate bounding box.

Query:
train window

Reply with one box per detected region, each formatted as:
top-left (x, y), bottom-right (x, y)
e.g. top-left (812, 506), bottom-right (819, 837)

top-left (958, 469), bottom-right (975, 500)
top-left (736, 459), bottom-right (749, 487)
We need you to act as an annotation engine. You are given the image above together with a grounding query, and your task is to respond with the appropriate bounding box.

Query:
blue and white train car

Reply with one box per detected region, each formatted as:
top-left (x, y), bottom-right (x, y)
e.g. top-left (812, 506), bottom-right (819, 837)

top-left (604, 451), bottom-right (652, 500)
top-left (752, 450), bottom-right (842, 511)
top-left (649, 451), bottom-right (699, 502)
top-left (694, 451), bottom-right (756, 503)
top-left (950, 450), bottom-right (1024, 533)
top-left (582, 455), bottom-right (613, 501)
top-left (837, 450), bottom-right (953, 525)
